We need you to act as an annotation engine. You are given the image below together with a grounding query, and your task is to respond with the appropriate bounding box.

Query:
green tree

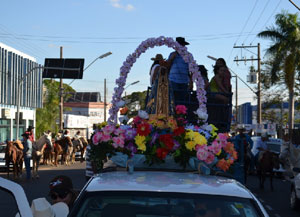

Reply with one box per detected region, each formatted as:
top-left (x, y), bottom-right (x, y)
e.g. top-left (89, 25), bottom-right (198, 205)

top-left (36, 80), bottom-right (75, 137)
top-left (123, 91), bottom-right (147, 118)
top-left (258, 11), bottom-right (300, 135)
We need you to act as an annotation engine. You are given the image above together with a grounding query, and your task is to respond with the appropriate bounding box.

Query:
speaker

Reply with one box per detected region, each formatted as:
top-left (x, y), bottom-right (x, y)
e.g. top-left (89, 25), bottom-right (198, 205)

top-left (42, 58), bottom-right (85, 79)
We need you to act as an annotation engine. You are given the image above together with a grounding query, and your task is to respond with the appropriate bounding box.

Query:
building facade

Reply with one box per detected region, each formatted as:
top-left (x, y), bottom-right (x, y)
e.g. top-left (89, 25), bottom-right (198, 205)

top-left (0, 43), bottom-right (43, 142)
top-left (63, 92), bottom-right (110, 138)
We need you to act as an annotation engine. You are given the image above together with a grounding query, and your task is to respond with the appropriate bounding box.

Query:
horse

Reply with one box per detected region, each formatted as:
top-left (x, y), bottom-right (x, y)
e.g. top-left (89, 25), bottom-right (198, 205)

top-left (256, 150), bottom-right (280, 191)
top-left (31, 132), bottom-right (53, 178)
top-left (71, 137), bottom-right (88, 163)
top-left (5, 141), bottom-right (23, 179)
top-left (42, 139), bottom-right (55, 165)
top-left (53, 136), bottom-right (73, 166)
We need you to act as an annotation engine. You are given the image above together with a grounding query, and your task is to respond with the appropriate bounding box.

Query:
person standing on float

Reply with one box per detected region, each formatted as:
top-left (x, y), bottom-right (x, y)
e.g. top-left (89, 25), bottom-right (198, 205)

top-left (166, 37), bottom-right (192, 105)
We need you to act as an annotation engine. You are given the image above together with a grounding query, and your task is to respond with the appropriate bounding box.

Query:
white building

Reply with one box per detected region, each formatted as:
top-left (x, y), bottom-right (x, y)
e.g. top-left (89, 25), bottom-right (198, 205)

top-left (0, 43), bottom-right (43, 142)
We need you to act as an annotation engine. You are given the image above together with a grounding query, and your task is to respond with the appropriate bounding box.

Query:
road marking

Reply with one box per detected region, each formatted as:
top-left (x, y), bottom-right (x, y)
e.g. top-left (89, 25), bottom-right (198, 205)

top-left (265, 205), bottom-right (273, 211)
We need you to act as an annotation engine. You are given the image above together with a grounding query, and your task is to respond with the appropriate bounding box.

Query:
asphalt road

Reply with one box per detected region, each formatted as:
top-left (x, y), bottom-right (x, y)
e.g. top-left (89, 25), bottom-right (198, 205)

top-left (0, 162), bottom-right (299, 217)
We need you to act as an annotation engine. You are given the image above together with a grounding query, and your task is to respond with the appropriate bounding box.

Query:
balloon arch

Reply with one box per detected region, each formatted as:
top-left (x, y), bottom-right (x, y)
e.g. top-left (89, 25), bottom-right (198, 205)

top-left (108, 36), bottom-right (207, 124)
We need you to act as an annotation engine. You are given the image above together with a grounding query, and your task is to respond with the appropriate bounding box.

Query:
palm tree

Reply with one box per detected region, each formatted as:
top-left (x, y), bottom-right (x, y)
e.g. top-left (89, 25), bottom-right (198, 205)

top-left (258, 11), bottom-right (300, 137)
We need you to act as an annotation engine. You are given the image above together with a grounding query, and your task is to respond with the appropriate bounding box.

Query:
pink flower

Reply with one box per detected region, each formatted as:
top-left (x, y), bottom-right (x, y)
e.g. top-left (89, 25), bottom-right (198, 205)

top-left (100, 133), bottom-right (111, 142)
top-left (102, 125), bottom-right (115, 135)
top-left (112, 136), bottom-right (125, 148)
top-left (196, 145), bottom-right (208, 161)
top-left (175, 105), bottom-right (187, 115)
top-left (205, 152), bottom-right (215, 165)
top-left (114, 128), bottom-right (125, 136)
top-left (209, 141), bottom-right (222, 155)
top-left (92, 132), bottom-right (102, 145)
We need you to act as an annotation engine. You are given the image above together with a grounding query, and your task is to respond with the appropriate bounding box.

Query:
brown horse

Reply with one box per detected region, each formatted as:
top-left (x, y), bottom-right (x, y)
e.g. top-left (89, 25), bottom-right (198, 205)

top-left (256, 151), bottom-right (280, 191)
top-left (42, 139), bottom-right (55, 165)
top-left (5, 141), bottom-right (23, 179)
top-left (53, 137), bottom-right (73, 166)
top-left (71, 137), bottom-right (88, 163)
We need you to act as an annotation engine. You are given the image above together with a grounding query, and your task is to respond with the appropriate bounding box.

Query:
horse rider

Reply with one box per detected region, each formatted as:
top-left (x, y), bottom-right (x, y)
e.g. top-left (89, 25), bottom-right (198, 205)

top-left (74, 131), bottom-right (83, 149)
top-left (62, 130), bottom-right (71, 153)
top-left (232, 125), bottom-right (254, 184)
top-left (255, 132), bottom-right (269, 165)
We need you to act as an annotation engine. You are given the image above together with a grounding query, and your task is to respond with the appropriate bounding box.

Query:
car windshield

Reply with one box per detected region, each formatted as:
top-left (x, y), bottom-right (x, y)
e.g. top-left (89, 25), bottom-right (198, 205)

top-left (71, 191), bottom-right (263, 217)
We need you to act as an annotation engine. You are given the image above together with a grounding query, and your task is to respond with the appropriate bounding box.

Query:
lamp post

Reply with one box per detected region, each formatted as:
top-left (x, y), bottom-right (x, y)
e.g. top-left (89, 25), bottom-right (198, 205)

top-left (16, 66), bottom-right (81, 140)
top-left (124, 80), bottom-right (140, 97)
top-left (68, 52), bottom-right (112, 86)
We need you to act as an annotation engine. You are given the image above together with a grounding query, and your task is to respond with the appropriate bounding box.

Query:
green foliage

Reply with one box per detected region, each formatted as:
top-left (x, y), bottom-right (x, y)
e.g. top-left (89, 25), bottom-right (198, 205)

top-left (123, 90), bottom-right (147, 118)
top-left (36, 80), bottom-right (75, 137)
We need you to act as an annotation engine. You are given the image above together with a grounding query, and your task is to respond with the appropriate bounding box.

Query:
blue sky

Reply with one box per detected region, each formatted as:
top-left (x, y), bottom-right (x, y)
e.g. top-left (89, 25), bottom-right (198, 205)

top-left (0, 0), bottom-right (298, 105)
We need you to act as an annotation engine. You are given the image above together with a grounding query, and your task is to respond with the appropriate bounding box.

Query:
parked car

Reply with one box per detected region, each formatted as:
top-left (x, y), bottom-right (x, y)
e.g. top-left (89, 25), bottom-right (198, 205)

top-left (251, 136), bottom-right (285, 175)
top-left (290, 167), bottom-right (300, 210)
top-left (0, 144), bottom-right (6, 168)
top-left (69, 170), bottom-right (269, 217)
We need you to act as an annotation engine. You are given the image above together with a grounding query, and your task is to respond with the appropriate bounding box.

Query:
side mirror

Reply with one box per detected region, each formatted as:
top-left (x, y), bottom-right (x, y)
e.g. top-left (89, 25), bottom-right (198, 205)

top-left (292, 167), bottom-right (300, 173)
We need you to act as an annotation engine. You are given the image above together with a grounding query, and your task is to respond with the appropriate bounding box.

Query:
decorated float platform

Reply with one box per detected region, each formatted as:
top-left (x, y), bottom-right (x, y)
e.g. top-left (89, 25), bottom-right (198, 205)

top-left (90, 36), bottom-right (236, 175)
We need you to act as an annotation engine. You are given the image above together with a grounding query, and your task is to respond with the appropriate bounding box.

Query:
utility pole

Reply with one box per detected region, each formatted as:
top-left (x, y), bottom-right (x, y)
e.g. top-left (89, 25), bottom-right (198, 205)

top-left (59, 46), bottom-right (63, 131)
top-left (233, 75), bottom-right (238, 124)
top-left (104, 78), bottom-right (107, 122)
top-left (233, 43), bottom-right (261, 124)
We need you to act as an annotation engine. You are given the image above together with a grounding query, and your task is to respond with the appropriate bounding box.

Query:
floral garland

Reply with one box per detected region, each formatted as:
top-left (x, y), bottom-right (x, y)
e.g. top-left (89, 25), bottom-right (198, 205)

top-left (107, 36), bottom-right (207, 124)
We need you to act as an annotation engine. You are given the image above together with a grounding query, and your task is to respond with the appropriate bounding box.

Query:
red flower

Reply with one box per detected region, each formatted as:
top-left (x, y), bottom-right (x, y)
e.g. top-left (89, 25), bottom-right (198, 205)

top-left (159, 134), bottom-right (174, 150)
top-left (156, 148), bottom-right (169, 160)
top-left (137, 122), bottom-right (151, 136)
top-left (173, 126), bottom-right (185, 136)
top-left (175, 105), bottom-right (187, 115)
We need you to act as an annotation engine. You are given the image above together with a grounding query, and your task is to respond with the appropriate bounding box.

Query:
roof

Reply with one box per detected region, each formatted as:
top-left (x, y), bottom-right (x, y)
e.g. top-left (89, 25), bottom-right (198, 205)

top-left (66, 92), bottom-right (101, 103)
top-left (85, 171), bottom-right (254, 199)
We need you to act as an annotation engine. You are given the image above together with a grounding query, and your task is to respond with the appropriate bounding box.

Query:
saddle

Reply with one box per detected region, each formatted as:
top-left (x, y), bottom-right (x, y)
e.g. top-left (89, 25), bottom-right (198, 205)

top-left (14, 140), bottom-right (24, 150)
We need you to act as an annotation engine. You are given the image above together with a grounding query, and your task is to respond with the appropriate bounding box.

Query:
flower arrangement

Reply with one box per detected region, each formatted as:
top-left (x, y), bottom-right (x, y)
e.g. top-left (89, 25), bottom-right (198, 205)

top-left (91, 105), bottom-right (237, 173)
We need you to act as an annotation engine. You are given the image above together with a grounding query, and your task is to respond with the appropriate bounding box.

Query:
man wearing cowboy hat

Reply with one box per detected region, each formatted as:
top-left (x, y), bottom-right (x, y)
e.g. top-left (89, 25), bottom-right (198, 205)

top-left (166, 37), bottom-right (192, 105)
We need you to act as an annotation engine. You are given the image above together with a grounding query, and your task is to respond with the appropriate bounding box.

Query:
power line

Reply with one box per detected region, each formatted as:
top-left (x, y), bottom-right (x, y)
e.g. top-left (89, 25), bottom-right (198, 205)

top-left (227, 0), bottom-right (259, 63)
top-left (250, 0), bottom-right (283, 44)
top-left (242, 0), bottom-right (272, 44)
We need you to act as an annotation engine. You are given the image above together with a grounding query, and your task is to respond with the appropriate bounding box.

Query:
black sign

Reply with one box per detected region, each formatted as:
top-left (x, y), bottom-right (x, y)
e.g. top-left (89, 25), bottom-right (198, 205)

top-left (43, 58), bottom-right (85, 79)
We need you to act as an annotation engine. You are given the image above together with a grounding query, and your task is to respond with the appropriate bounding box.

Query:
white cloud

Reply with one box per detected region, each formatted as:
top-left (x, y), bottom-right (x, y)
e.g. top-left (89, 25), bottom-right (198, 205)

top-left (109, 0), bottom-right (135, 11)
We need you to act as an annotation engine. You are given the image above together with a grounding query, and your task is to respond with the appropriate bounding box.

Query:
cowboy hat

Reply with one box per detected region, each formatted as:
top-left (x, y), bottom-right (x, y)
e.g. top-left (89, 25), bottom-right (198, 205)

top-left (237, 125), bottom-right (246, 131)
top-left (151, 54), bottom-right (164, 61)
top-left (176, 37), bottom-right (189, 46)
top-left (29, 198), bottom-right (69, 217)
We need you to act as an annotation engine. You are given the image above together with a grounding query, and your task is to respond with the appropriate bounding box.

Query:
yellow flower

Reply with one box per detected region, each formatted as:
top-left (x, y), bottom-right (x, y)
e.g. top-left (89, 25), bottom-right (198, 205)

top-left (194, 133), bottom-right (207, 146)
top-left (185, 130), bottom-right (194, 140)
top-left (135, 135), bottom-right (146, 152)
top-left (167, 118), bottom-right (177, 130)
top-left (186, 141), bottom-right (196, 151)
top-left (216, 149), bottom-right (222, 156)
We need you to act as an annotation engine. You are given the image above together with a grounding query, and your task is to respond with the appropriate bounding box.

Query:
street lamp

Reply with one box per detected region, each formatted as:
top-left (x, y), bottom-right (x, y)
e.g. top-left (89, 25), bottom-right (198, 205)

top-left (16, 66), bottom-right (81, 139)
top-left (124, 80), bottom-right (140, 97)
top-left (68, 52), bottom-right (112, 85)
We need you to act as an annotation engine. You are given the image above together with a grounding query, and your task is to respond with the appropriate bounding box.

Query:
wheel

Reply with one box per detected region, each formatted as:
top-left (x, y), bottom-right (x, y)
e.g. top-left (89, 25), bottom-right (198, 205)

top-left (290, 186), bottom-right (300, 210)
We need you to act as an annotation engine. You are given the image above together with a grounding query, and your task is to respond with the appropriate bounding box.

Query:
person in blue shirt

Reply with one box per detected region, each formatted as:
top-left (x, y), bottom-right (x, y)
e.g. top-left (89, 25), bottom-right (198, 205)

top-left (255, 133), bottom-right (269, 163)
top-left (166, 37), bottom-right (192, 105)
top-left (22, 132), bottom-right (32, 180)
top-left (232, 125), bottom-right (254, 184)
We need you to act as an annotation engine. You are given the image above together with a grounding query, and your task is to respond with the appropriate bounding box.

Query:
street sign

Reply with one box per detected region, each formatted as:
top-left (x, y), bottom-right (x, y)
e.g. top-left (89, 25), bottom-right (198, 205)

top-left (42, 58), bottom-right (84, 79)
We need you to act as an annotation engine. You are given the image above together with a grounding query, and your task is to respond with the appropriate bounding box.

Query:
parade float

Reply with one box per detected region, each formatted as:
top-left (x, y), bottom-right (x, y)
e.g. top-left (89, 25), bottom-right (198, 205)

top-left (90, 36), bottom-right (237, 174)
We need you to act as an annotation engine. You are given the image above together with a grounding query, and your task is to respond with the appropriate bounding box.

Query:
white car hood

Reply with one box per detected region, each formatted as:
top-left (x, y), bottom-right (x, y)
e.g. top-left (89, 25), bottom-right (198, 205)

top-left (0, 177), bottom-right (33, 217)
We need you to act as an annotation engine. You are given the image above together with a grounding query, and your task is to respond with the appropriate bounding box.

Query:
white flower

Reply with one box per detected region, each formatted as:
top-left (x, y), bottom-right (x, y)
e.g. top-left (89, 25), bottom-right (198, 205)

top-left (119, 115), bottom-right (129, 124)
top-left (116, 100), bottom-right (125, 108)
top-left (194, 108), bottom-right (208, 122)
top-left (138, 110), bottom-right (149, 119)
